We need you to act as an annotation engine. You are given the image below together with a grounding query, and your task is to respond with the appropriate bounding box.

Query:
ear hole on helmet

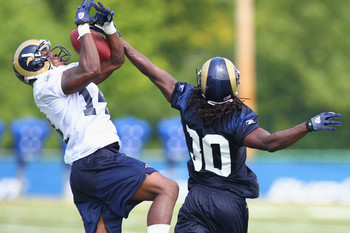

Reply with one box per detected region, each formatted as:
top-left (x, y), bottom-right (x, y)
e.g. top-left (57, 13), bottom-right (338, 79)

top-left (33, 60), bottom-right (44, 71)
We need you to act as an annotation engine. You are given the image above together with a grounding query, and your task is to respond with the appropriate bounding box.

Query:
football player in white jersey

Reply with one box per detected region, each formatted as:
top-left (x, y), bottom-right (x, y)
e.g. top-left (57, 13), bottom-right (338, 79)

top-left (12, 1), bottom-right (178, 233)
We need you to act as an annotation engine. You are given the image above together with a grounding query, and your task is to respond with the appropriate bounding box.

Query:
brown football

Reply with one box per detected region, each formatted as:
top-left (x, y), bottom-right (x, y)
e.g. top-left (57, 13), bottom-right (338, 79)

top-left (70, 29), bottom-right (111, 61)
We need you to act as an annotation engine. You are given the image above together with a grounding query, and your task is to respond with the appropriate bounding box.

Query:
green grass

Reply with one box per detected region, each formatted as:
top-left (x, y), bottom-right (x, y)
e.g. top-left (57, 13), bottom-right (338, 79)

top-left (247, 200), bottom-right (350, 233)
top-left (0, 199), bottom-right (349, 233)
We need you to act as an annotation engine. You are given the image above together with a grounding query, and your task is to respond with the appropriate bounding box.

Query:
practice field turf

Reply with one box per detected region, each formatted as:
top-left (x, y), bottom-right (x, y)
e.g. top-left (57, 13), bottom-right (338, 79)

top-left (0, 199), bottom-right (349, 233)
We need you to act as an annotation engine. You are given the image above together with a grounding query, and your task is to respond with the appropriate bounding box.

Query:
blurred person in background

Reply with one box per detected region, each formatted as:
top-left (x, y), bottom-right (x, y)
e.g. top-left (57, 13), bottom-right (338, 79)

top-left (11, 1), bottom-right (178, 233)
top-left (122, 38), bottom-right (342, 233)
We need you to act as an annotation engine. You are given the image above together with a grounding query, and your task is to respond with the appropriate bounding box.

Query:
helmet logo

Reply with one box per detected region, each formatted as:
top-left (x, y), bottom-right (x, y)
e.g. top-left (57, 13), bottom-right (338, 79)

top-left (314, 116), bottom-right (321, 124)
top-left (223, 95), bottom-right (232, 101)
top-left (25, 56), bottom-right (35, 66)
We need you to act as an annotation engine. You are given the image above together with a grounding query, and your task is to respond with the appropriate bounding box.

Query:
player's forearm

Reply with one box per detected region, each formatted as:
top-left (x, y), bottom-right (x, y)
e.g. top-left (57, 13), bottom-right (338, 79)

top-left (106, 33), bottom-right (124, 66)
top-left (79, 34), bottom-right (101, 77)
top-left (264, 123), bottom-right (309, 152)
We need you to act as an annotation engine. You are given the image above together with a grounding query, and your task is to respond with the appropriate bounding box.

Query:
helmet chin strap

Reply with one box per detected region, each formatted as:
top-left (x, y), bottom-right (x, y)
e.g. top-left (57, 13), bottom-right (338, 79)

top-left (207, 98), bottom-right (234, 106)
top-left (201, 93), bottom-right (235, 106)
top-left (24, 75), bottom-right (38, 84)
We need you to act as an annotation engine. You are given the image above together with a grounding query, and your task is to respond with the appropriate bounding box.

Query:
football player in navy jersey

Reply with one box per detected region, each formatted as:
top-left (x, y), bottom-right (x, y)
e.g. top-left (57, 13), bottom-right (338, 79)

top-left (12, 1), bottom-right (178, 233)
top-left (122, 38), bottom-right (342, 233)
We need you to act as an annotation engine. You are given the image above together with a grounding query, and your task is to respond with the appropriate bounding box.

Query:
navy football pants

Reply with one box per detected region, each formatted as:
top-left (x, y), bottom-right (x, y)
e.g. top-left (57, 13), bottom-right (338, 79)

top-left (70, 142), bottom-right (157, 233)
top-left (175, 184), bottom-right (249, 233)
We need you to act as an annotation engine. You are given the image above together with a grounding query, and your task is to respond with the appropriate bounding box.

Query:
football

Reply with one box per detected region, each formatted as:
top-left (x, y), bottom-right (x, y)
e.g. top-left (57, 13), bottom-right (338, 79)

top-left (70, 29), bottom-right (111, 61)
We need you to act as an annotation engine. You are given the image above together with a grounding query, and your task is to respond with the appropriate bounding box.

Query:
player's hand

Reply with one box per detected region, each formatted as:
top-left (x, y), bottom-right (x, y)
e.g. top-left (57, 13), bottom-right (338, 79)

top-left (306, 112), bottom-right (342, 131)
top-left (94, 1), bottom-right (115, 26)
top-left (75, 0), bottom-right (97, 26)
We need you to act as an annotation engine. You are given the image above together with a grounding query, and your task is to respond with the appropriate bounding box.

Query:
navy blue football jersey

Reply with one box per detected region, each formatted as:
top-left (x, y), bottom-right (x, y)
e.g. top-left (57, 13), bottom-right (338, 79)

top-left (171, 82), bottom-right (260, 198)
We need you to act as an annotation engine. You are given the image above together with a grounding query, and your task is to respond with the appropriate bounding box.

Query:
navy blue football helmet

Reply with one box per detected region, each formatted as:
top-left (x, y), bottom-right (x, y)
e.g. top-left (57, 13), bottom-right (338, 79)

top-left (12, 39), bottom-right (71, 85)
top-left (197, 57), bottom-right (240, 105)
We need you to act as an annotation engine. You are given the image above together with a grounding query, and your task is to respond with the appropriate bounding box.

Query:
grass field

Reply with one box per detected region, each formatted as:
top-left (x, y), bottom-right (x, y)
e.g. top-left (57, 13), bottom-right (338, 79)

top-left (0, 199), bottom-right (349, 233)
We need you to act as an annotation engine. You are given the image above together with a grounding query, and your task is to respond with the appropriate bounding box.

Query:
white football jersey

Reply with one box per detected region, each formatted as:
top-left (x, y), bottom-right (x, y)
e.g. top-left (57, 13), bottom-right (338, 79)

top-left (33, 62), bottom-right (121, 164)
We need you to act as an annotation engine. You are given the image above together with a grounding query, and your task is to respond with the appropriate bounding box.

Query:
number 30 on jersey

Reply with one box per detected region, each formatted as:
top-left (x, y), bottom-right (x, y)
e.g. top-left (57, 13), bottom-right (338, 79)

top-left (186, 125), bottom-right (232, 177)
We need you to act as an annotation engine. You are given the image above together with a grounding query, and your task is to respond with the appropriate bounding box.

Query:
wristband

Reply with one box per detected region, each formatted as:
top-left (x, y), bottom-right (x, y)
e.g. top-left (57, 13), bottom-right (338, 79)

top-left (305, 119), bottom-right (314, 132)
top-left (77, 23), bottom-right (91, 40)
top-left (103, 21), bottom-right (117, 35)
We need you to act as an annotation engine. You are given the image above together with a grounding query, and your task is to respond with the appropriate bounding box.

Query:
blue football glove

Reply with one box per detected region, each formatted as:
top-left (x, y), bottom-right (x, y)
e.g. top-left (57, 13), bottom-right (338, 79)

top-left (75, 0), bottom-right (98, 26)
top-left (94, 1), bottom-right (115, 26)
top-left (306, 112), bottom-right (342, 131)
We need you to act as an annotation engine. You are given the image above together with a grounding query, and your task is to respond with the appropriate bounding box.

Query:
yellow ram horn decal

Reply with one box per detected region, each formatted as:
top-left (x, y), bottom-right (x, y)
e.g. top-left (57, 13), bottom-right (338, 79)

top-left (26, 57), bottom-right (34, 66)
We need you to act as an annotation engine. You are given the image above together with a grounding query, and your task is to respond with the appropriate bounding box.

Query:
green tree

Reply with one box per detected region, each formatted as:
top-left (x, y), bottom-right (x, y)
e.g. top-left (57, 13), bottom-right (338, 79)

top-left (256, 0), bottom-right (350, 148)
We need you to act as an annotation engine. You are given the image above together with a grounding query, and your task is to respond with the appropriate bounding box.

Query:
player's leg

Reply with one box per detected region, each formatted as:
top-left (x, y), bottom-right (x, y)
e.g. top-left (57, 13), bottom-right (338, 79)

top-left (96, 214), bottom-right (108, 233)
top-left (175, 187), bottom-right (212, 233)
top-left (130, 171), bottom-right (179, 227)
top-left (95, 212), bottom-right (132, 233)
top-left (71, 144), bottom-right (178, 233)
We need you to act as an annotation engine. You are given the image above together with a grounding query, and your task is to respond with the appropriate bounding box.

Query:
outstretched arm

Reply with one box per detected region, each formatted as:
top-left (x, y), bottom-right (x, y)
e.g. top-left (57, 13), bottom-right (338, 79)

top-left (122, 38), bottom-right (177, 103)
top-left (62, 29), bottom-right (101, 95)
top-left (244, 123), bottom-right (308, 152)
top-left (244, 112), bottom-right (342, 152)
top-left (62, 0), bottom-right (102, 95)
top-left (94, 27), bottom-right (124, 84)
top-left (91, 3), bottom-right (124, 84)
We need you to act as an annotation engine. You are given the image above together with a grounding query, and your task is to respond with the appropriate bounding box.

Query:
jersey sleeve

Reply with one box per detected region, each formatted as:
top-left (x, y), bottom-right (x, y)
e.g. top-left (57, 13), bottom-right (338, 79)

top-left (232, 106), bottom-right (260, 145)
top-left (34, 63), bottom-right (79, 104)
top-left (171, 82), bottom-right (194, 112)
top-left (45, 71), bottom-right (65, 98)
top-left (34, 72), bottom-right (63, 105)
top-left (33, 64), bottom-right (79, 116)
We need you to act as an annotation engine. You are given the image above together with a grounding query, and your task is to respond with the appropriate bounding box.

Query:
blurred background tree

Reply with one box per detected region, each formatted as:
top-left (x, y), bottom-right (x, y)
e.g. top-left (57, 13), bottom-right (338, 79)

top-left (256, 0), bottom-right (350, 148)
top-left (0, 0), bottom-right (348, 149)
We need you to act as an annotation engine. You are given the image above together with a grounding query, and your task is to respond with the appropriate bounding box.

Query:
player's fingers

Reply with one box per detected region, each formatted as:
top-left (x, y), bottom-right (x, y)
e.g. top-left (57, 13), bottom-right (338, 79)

top-left (91, 3), bottom-right (99, 11)
top-left (326, 120), bottom-right (342, 126)
top-left (326, 113), bottom-right (342, 119)
top-left (325, 126), bottom-right (336, 131)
